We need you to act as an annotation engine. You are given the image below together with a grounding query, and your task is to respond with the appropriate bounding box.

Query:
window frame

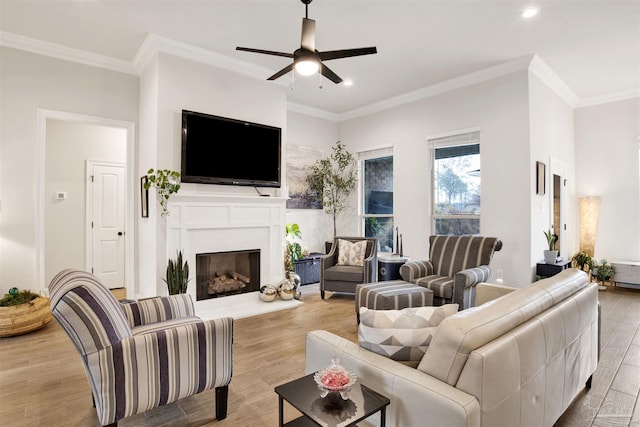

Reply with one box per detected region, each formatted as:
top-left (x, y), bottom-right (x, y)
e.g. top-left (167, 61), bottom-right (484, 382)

top-left (359, 146), bottom-right (394, 252)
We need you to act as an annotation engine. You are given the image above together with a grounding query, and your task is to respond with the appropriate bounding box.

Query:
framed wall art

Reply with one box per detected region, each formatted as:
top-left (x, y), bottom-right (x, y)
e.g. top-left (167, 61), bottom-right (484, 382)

top-left (536, 161), bottom-right (546, 195)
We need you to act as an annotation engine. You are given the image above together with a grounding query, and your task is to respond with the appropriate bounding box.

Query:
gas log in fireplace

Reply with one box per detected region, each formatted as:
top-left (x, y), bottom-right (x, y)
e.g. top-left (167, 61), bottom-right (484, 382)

top-left (196, 249), bottom-right (260, 301)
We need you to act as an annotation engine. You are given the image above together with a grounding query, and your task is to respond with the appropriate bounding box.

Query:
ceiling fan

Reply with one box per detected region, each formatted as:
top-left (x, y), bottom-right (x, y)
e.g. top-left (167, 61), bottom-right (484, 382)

top-left (236, 0), bottom-right (377, 84)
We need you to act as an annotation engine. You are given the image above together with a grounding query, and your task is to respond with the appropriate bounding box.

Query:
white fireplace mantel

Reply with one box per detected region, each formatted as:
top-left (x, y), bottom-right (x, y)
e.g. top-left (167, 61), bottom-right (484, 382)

top-left (166, 192), bottom-right (287, 303)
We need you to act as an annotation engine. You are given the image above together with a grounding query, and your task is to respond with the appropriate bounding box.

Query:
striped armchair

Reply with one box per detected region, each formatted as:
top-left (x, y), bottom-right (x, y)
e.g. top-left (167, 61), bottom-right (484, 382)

top-left (48, 269), bottom-right (233, 427)
top-left (400, 235), bottom-right (502, 309)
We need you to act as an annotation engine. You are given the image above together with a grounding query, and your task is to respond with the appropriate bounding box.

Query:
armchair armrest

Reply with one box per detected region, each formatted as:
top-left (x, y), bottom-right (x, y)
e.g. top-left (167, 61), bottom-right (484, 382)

top-left (475, 282), bottom-right (516, 306)
top-left (453, 265), bottom-right (491, 308)
top-left (88, 317), bottom-right (234, 426)
top-left (399, 260), bottom-right (434, 283)
top-left (121, 294), bottom-right (195, 328)
top-left (363, 252), bottom-right (377, 283)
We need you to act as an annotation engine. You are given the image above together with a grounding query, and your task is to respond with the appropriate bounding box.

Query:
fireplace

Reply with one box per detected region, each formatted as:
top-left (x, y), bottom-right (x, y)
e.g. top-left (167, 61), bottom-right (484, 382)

top-left (196, 249), bottom-right (260, 301)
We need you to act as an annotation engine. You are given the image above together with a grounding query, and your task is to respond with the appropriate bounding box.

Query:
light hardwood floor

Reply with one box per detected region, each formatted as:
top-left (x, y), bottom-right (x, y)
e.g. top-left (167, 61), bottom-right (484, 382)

top-left (0, 283), bottom-right (638, 426)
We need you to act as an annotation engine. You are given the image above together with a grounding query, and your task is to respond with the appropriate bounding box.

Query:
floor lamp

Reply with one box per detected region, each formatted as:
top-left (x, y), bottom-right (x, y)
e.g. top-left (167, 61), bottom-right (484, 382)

top-left (578, 196), bottom-right (603, 289)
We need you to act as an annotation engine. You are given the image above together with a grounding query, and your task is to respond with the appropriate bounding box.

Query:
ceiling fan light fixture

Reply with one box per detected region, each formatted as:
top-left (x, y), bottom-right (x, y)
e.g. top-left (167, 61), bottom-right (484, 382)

top-left (295, 59), bottom-right (320, 76)
top-left (522, 6), bottom-right (539, 18)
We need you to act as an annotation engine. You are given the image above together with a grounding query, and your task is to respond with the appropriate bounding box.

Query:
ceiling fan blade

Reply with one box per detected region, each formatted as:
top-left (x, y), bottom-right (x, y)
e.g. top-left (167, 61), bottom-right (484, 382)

top-left (236, 47), bottom-right (293, 58)
top-left (319, 63), bottom-right (343, 84)
top-left (301, 18), bottom-right (316, 51)
top-left (319, 47), bottom-right (377, 61)
top-left (267, 63), bottom-right (295, 80)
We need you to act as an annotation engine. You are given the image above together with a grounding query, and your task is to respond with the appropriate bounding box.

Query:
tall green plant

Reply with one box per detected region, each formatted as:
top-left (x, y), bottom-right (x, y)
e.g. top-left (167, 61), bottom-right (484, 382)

top-left (164, 250), bottom-right (189, 295)
top-left (543, 229), bottom-right (557, 251)
top-left (306, 141), bottom-right (357, 238)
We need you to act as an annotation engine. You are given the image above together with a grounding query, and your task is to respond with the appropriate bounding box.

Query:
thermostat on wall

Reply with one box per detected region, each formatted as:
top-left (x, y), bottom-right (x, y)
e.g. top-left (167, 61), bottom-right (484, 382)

top-left (55, 191), bottom-right (67, 200)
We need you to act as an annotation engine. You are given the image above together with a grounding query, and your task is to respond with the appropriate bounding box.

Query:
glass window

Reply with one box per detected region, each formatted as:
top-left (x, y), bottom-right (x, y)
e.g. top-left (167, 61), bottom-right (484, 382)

top-left (432, 136), bottom-right (480, 235)
top-left (362, 155), bottom-right (394, 252)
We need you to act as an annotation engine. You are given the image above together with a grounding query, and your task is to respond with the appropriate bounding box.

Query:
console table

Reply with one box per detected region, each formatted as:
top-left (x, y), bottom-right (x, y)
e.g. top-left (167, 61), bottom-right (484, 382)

top-left (611, 260), bottom-right (640, 289)
top-left (536, 259), bottom-right (571, 278)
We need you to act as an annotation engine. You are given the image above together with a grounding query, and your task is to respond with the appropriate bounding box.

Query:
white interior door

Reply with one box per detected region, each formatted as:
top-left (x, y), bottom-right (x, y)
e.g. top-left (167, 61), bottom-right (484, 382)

top-left (90, 162), bottom-right (126, 289)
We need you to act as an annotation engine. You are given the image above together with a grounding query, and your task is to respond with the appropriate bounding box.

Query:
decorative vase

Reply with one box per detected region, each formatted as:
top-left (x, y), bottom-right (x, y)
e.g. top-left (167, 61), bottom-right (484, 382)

top-left (0, 296), bottom-right (54, 337)
top-left (259, 285), bottom-right (277, 302)
top-left (543, 250), bottom-right (558, 264)
top-left (285, 271), bottom-right (302, 300)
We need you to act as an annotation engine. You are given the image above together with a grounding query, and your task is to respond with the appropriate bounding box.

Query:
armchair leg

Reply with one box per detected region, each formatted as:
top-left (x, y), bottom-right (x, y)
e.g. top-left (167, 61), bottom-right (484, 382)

top-left (215, 385), bottom-right (229, 420)
top-left (104, 423), bottom-right (117, 427)
top-left (321, 290), bottom-right (326, 299)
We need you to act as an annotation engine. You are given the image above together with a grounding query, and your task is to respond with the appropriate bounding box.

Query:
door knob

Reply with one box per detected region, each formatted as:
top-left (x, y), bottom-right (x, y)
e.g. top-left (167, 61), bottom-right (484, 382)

top-left (118, 232), bottom-right (123, 236)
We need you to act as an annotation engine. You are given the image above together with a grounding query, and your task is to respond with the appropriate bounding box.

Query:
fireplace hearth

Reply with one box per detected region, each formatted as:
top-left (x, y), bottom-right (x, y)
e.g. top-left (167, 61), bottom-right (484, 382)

top-left (196, 249), bottom-right (260, 301)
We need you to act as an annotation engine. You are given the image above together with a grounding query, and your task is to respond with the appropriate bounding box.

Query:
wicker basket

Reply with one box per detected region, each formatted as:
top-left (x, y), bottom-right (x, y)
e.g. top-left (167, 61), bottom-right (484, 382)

top-left (0, 297), bottom-right (54, 337)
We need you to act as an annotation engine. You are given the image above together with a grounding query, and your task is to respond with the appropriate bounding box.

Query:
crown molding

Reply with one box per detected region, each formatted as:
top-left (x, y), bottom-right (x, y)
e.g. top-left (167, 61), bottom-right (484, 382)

top-left (528, 55), bottom-right (580, 107)
top-left (287, 102), bottom-right (341, 122)
top-left (0, 31), bottom-right (136, 75)
top-left (338, 55), bottom-right (536, 121)
top-left (132, 33), bottom-right (282, 86)
top-left (576, 88), bottom-right (640, 108)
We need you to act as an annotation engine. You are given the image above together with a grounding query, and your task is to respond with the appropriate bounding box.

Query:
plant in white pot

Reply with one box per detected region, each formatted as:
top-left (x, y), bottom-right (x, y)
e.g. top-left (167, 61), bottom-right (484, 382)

top-left (543, 229), bottom-right (558, 264)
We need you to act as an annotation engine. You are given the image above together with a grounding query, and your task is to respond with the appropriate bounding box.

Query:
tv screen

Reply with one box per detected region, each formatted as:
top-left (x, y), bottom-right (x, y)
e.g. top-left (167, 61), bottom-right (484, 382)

top-left (181, 110), bottom-right (282, 187)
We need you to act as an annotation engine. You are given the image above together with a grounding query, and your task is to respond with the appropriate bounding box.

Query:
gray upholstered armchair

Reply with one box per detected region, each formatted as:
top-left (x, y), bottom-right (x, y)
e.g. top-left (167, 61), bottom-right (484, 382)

top-left (320, 236), bottom-right (378, 299)
top-left (400, 235), bottom-right (502, 309)
top-left (48, 269), bottom-right (233, 427)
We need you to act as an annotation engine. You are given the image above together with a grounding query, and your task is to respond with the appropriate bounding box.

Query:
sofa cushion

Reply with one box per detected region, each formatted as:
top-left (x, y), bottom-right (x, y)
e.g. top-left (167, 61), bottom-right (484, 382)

top-left (358, 304), bottom-right (458, 367)
top-left (324, 265), bottom-right (365, 282)
top-left (337, 239), bottom-right (367, 266)
top-left (417, 269), bottom-right (589, 385)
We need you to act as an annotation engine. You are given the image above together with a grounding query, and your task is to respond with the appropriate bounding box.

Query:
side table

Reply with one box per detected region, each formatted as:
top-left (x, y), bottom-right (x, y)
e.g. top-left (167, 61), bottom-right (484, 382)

top-left (377, 254), bottom-right (409, 281)
top-left (275, 373), bottom-right (389, 427)
top-left (536, 259), bottom-right (571, 278)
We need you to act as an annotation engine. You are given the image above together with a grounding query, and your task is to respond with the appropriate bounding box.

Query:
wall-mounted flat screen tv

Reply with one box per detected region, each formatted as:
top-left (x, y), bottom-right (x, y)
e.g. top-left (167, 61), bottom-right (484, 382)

top-left (181, 110), bottom-right (282, 187)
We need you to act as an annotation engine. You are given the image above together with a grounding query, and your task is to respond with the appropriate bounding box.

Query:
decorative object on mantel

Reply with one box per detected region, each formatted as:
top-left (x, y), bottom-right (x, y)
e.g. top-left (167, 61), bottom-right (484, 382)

top-left (306, 141), bottom-right (357, 238)
top-left (259, 285), bottom-right (278, 302)
top-left (543, 229), bottom-right (558, 264)
top-left (165, 250), bottom-right (190, 295)
top-left (0, 288), bottom-right (53, 337)
top-left (143, 168), bottom-right (181, 216)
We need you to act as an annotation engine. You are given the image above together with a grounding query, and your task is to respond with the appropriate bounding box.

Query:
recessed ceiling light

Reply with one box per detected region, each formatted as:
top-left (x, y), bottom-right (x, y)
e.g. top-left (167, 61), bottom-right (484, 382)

top-left (522, 7), bottom-right (539, 18)
top-left (343, 80), bottom-right (353, 87)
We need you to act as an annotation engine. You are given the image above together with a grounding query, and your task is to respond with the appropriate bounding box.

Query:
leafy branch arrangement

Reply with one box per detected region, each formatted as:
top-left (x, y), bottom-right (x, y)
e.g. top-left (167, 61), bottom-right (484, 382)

top-left (164, 250), bottom-right (190, 295)
top-left (306, 141), bottom-right (357, 238)
top-left (285, 223), bottom-right (303, 272)
top-left (144, 168), bottom-right (181, 216)
top-left (543, 229), bottom-right (557, 251)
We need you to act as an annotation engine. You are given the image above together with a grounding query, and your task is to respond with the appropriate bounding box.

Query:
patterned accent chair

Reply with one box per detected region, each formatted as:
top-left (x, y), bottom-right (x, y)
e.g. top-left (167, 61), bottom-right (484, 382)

top-left (48, 269), bottom-right (233, 427)
top-left (399, 235), bottom-right (502, 309)
top-left (320, 236), bottom-right (378, 299)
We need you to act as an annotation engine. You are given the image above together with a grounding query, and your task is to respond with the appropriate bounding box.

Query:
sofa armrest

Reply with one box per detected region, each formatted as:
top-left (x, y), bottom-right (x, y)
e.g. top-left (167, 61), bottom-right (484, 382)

top-left (306, 330), bottom-right (480, 427)
top-left (399, 260), bottom-right (434, 283)
top-left (120, 293), bottom-right (195, 328)
top-left (474, 282), bottom-right (517, 306)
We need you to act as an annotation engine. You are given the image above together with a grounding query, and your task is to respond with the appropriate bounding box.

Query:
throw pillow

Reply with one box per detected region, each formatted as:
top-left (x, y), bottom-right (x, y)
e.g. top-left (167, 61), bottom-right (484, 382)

top-left (337, 239), bottom-right (367, 266)
top-left (358, 304), bottom-right (459, 367)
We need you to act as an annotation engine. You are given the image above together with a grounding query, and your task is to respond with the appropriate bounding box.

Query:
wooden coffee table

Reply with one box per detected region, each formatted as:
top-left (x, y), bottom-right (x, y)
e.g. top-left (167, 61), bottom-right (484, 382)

top-left (275, 373), bottom-right (390, 427)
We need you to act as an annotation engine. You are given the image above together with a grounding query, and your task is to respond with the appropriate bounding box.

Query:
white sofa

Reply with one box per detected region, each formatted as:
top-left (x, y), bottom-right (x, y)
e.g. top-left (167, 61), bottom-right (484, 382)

top-left (306, 269), bottom-right (598, 427)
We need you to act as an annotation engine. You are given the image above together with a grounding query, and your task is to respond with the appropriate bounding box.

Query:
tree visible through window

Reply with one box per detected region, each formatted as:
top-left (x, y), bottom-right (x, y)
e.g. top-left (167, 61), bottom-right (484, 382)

top-left (432, 139), bottom-right (480, 235)
top-left (362, 155), bottom-right (394, 252)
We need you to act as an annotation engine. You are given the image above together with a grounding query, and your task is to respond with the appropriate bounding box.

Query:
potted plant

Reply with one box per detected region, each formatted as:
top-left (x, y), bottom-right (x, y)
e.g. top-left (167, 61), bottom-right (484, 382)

top-left (165, 251), bottom-right (190, 295)
top-left (144, 168), bottom-right (181, 216)
top-left (306, 141), bottom-right (358, 239)
top-left (0, 288), bottom-right (53, 337)
top-left (571, 251), bottom-right (594, 281)
top-left (594, 259), bottom-right (615, 289)
top-left (284, 223), bottom-right (303, 272)
top-left (543, 229), bottom-right (558, 264)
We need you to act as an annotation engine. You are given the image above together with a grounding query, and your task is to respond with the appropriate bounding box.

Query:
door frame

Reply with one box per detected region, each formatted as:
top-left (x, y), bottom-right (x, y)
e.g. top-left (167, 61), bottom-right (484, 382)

top-left (37, 109), bottom-right (136, 292)
top-left (549, 157), bottom-right (567, 259)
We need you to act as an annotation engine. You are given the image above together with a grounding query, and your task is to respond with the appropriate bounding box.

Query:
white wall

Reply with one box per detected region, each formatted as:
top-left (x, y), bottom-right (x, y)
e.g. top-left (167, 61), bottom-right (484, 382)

top-left (0, 47), bottom-right (138, 293)
top-left (528, 73), bottom-right (577, 265)
top-left (575, 97), bottom-right (640, 262)
top-left (285, 111), bottom-right (338, 254)
top-left (338, 71), bottom-right (533, 285)
top-left (136, 52), bottom-right (288, 297)
top-left (45, 120), bottom-right (127, 284)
